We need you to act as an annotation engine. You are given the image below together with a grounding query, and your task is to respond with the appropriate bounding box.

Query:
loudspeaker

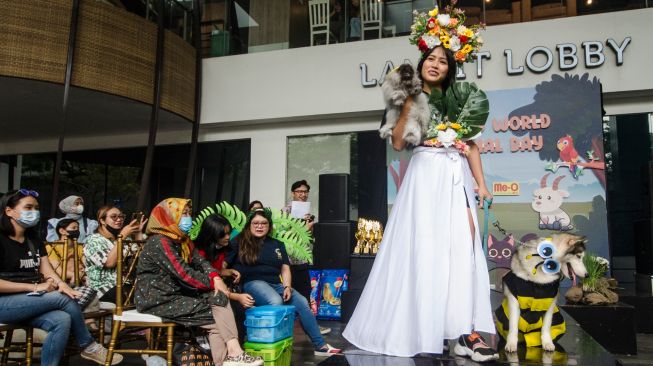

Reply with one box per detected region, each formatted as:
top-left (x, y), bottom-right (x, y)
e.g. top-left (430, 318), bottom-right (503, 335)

top-left (319, 174), bottom-right (349, 222)
top-left (313, 221), bottom-right (356, 269)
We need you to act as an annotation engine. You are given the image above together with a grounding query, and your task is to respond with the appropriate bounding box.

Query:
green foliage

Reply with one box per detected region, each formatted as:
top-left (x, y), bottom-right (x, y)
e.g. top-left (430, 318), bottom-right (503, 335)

top-left (189, 201), bottom-right (247, 241)
top-left (581, 252), bottom-right (609, 292)
top-left (444, 82), bottom-right (489, 139)
top-left (270, 211), bottom-right (314, 264)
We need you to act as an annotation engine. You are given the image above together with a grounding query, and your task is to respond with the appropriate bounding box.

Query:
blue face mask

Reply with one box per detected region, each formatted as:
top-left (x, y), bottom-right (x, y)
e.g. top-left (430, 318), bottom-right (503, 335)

top-left (178, 216), bottom-right (193, 234)
top-left (16, 210), bottom-right (40, 228)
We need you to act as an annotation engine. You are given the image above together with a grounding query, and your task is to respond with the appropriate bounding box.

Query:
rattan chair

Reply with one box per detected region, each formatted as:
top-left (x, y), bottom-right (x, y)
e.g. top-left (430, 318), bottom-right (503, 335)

top-left (104, 236), bottom-right (176, 366)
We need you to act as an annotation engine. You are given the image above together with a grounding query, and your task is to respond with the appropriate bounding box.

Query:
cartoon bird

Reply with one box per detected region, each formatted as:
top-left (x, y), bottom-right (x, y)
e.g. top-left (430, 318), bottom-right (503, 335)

top-left (557, 135), bottom-right (581, 177)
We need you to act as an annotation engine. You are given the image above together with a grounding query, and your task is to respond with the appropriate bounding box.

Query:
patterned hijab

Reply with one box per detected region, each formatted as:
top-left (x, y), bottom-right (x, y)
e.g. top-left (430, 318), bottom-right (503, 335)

top-left (146, 198), bottom-right (193, 262)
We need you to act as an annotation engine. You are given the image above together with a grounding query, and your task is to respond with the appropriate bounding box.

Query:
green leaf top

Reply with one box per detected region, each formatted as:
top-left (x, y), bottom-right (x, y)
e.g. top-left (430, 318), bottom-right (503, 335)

top-left (444, 82), bottom-right (489, 140)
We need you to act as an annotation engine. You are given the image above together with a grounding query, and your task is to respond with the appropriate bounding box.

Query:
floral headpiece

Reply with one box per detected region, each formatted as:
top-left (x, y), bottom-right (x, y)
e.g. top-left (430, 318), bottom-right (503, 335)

top-left (409, 1), bottom-right (485, 64)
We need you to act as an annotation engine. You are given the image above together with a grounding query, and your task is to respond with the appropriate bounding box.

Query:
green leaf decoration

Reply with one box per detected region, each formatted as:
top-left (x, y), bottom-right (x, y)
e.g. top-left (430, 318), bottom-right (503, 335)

top-left (270, 211), bottom-right (314, 264)
top-left (428, 87), bottom-right (446, 120)
top-left (189, 201), bottom-right (247, 241)
top-left (444, 82), bottom-right (489, 140)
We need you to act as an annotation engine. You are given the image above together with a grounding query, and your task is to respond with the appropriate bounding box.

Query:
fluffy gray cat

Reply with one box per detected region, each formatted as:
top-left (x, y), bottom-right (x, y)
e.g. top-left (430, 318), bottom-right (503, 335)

top-left (378, 64), bottom-right (430, 146)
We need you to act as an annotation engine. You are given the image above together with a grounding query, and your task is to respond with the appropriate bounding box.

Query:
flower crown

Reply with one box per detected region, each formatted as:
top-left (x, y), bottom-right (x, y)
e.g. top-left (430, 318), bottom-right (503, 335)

top-left (409, 1), bottom-right (485, 64)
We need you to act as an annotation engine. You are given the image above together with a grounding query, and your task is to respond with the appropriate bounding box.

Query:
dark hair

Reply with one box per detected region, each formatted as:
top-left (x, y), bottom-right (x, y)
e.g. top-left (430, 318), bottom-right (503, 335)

top-left (0, 190), bottom-right (40, 240)
top-left (417, 45), bottom-right (457, 93)
top-left (291, 180), bottom-right (310, 192)
top-left (55, 218), bottom-right (77, 239)
top-left (247, 200), bottom-right (264, 211)
top-left (238, 210), bottom-right (271, 265)
top-left (194, 214), bottom-right (231, 261)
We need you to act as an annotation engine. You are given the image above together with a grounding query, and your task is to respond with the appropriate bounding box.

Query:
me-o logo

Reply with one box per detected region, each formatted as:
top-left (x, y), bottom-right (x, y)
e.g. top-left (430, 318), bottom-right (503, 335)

top-left (493, 182), bottom-right (520, 196)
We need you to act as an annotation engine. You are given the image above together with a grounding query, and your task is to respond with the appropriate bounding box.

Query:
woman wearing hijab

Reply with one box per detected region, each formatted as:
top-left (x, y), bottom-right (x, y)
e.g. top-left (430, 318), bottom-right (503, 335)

top-left (46, 195), bottom-right (98, 243)
top-left (135, 198), bottom-right (262, 366)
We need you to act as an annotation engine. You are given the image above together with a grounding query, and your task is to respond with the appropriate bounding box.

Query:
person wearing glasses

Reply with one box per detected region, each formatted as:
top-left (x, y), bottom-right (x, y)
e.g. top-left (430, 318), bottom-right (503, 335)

top-left (225, 209), bottom-right (341, 357)
top-left (0, 190), bottom-right (123, 365)
top-left (281, 180), bottom-right (330, 334)
top-left (83, 205), bottom-right (146, 303)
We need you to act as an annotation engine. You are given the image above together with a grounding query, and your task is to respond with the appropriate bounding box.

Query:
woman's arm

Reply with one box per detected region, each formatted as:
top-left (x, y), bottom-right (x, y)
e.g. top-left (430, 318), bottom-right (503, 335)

top-left (0, 279), bottom-right (38, 293)
top-left (39, 254), bottom-right (80, 298)
top-left (391, 97), bottom-right (415, 151)
top-left (466, 141), bottom-right (493, 207)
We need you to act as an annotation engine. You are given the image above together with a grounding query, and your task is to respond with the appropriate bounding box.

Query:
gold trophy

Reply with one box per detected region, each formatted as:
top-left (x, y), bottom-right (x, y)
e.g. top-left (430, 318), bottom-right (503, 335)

top-left (363, 225), bottom-right (372, 255)
top-left (353, 219), bottom-right (365, 255)
top-left (372, 223), bottom-right (382, 255)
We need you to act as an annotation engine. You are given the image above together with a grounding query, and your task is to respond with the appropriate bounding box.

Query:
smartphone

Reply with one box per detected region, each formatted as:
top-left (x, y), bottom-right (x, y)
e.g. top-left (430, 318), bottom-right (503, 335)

top-left (131, 212), bottom-right (144, 223)
top-left (27, 290), bottom-right (47, 296)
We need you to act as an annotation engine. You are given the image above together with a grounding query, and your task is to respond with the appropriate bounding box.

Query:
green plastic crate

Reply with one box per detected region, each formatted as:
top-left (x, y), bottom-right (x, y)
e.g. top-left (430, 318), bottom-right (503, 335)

top-left (243, 337), bottom-right (293, 366)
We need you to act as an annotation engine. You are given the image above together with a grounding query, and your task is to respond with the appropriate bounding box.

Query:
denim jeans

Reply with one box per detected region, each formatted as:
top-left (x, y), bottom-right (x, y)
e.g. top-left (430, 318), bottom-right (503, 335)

top-left (0, 291), bottom-right (94, 366)
top-left (243, 280), bottom-right (325, 349)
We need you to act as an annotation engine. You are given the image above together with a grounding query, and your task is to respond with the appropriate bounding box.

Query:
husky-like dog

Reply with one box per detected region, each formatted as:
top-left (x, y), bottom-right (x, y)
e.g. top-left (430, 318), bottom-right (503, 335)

top-left (495, 233), bottom-right (588, 352)
top-left (378, 64), bottom-right (430, 146)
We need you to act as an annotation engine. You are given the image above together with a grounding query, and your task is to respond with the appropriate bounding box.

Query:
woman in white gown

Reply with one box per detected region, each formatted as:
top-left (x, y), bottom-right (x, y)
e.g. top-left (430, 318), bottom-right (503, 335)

top-left (342, 34), bottom-right (499, 363)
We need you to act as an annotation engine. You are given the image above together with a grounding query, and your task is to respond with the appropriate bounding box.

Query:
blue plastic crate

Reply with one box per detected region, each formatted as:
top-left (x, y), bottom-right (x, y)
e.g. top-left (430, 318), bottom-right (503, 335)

top-left (245, 305), bottom-right (296, 343)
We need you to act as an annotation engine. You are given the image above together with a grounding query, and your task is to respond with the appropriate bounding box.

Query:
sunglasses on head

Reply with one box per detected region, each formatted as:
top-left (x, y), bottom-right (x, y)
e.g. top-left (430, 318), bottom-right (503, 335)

top-left (15, 189), bottom-right (39, 198)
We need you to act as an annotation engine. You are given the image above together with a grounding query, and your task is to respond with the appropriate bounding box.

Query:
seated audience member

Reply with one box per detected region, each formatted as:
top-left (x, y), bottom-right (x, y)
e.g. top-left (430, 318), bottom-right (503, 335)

top-left (84, 205), bottom-right (146, 303)
top-left (48, 218), bottom-right (85, 282)
top-left (135, 198), bottom-right (262, 366)
top-left (0, 190), bottom-right (122, 365)
top-left (225, 209), bottom-right (341, 356)
top-left (194, 213), bottom-right (254, 344)
top-left (47, 195), bottom-right (99, 243)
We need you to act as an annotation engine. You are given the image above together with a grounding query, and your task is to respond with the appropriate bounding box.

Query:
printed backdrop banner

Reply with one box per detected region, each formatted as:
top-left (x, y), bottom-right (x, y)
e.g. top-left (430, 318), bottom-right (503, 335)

top-left (386, 73), bottom-right (609, 264)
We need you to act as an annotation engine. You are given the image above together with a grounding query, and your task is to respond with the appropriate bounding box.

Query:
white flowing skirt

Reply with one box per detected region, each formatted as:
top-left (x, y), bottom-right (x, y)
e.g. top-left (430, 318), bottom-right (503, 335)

top-left (342, 146), bottom-right (495, 357)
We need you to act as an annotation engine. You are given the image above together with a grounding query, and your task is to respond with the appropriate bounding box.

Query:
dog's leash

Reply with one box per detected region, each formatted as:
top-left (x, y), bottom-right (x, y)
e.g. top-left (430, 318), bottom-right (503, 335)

top-left (479, 197), bottom-right (525, 256)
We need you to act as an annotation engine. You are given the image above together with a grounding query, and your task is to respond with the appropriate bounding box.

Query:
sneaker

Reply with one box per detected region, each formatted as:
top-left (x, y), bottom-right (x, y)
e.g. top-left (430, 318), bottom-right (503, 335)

top-left (453, 332), bottom-right (499, 362)
top-left (80, 343), bottom-right (124, 365)
top-left (314, 343), bottom-right (342, 357)
top-left (319, 326), bottom-right (331, 335)
top-left (223, 352), bottom-right (264, 366)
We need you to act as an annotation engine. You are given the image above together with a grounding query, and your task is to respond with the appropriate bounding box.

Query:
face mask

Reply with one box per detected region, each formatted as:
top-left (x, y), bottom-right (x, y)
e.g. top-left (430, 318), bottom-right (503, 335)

top-left (178, 216), bottom-right (193, 234)
top-left (74, 205), bottom-right (84, 215)
top-left (67, 230), bottom-right (80, 239)
top-left (15, 210), bottom-right (40, 228)
top-left (106, 225), bottom-right (121, 238)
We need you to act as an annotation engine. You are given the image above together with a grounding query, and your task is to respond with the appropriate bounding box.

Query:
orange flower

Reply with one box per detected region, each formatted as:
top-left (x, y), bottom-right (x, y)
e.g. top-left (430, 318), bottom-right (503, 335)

top-left (449, 18), bottom-right (459, 27)
top-left (455, 51), bottom-right (467, 62)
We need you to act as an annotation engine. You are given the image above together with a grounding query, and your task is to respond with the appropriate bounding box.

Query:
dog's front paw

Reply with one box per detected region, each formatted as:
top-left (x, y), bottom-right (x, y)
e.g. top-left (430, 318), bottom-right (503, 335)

top-left (542, 340), bottom-right (555, 352)
top-left (504, 338), bottom-right (518, 353)
top-left (379, 125), bottom-right (393, 139)
top-left (403, 124), bottom-right (422, 146)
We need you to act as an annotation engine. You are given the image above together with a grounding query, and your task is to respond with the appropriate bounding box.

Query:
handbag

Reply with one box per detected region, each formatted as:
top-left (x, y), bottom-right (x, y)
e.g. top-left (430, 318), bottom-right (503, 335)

top-left (173, 342), bottom-right (213, 366)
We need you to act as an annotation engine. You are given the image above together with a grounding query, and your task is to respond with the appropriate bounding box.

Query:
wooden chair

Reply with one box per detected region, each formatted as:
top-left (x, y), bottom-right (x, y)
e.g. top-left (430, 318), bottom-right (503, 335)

top-left (104, 236), bottom-right (176, 366)
top-left (0, 324), bottom-right (34, 366)
top-left (47, 238), bottom-right (112, 345)
top-left (309, 0), bottom-right (331, 46)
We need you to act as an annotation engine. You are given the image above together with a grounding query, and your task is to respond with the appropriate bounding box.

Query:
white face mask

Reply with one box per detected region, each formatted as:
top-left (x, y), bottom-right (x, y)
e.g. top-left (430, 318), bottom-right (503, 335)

top-left (74, 205), bottom-right (84, 215)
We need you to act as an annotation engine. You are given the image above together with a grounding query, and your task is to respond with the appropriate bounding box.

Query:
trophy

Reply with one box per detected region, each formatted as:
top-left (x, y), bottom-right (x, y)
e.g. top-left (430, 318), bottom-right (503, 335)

top-left (363, 223), bottom-right (373, 255)
top-left (372, 222), bottom-right (382, 255)
top-left (353, 219), bottom-right (366, 254)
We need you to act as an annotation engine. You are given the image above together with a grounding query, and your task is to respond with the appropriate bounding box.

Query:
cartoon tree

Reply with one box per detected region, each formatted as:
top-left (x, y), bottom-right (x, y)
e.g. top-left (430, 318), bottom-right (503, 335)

top-left (510, 73), bottom-right (605, 188)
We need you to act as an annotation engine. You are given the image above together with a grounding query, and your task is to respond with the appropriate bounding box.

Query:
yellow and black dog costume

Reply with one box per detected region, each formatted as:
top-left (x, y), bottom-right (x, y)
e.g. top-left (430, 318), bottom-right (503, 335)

top-left (495, 271), bottom-right (566, 347)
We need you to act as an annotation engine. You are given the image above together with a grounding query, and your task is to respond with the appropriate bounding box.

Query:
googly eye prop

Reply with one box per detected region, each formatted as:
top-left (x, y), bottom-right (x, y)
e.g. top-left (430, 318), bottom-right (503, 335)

top-left (527, 238), bottom-right (561, 275)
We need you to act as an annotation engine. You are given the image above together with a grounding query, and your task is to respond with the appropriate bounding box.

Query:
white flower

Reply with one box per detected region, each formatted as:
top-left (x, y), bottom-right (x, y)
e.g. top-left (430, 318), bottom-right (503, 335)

top-left (476, 35), bottom-right (484, 45)
top-left (449, 35), bottom-right (461, 51)
top-left (596, 256), bottom-right (610, 268)
top-left (422, 34), bottom-right (441, 49)
top-left (437, 14), bottom-right (451, 27)
top-left (437, 128), bottom-right (458, 147)
top-left (456, 25), bottom-right (468, 34)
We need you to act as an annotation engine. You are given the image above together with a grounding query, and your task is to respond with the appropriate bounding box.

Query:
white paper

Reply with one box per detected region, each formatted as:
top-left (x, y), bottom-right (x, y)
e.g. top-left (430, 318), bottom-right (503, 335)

top-left (290, 201), bottom-right (311, 219)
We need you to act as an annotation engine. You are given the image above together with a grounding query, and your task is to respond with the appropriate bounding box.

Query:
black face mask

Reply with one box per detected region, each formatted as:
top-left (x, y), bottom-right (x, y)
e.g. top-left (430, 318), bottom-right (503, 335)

top-left (66, 230), bottom-right (80, 239)
top-left (106, 225), bottom-right (121, 238)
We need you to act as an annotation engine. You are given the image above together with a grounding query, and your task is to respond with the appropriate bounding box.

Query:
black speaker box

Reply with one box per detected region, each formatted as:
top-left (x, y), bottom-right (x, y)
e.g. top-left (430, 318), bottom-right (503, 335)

top-left (313, 221), bottom-right (356, 269)
top-left (319, 173), bottom-right (349, 222)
